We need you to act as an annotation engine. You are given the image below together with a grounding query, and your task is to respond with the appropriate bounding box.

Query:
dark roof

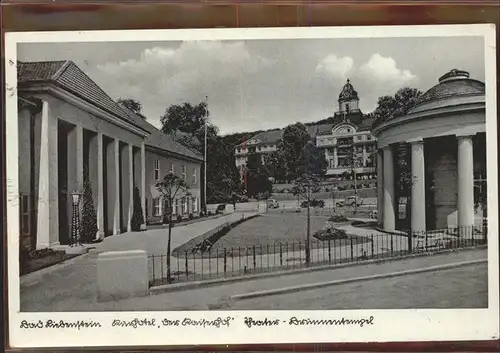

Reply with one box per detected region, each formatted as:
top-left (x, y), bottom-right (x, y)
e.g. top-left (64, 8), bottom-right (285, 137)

top-left (338, 79), bottom-right (359, 102)
top-left (239, 129), bottom-right (284, 146)
top-left (308, 123), bottom-right (333, 137)
top-left (410, 70), bottom-right (485, 112)
top-left (119, 106), bottom-right (204, 162)
top-left (19, 60), bottom-right (202, 162)
top-left (17, 60), bottom-right (143, 129)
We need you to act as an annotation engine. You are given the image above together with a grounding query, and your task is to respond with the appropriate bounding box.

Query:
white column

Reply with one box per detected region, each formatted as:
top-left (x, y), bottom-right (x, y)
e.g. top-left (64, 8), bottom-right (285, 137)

top-left (383, 146), bottom-right (396, 232)
top-left (140, 141), bottom-right (147, 230)
top-left (127, 144), bottom-right (134, 232)
top-left (96, 132), bottom-right (105, 240)
top-left (457, 135), bottom-right (475, 231)
top-left (410, 140), bottom-right (426, 232)
top-left (376, 149), bottom-right (384, 227)
top-left (113, 139), bottom-right (121, 235)
top-left (333, 147), bottom-right (338, 168)
top-left (76, 124), bottom-right (84, 223)
top-left (36, 100), bottom-right (52, 249)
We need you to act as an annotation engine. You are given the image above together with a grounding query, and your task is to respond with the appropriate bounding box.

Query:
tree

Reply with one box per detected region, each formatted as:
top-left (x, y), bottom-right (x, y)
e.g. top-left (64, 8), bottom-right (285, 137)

top-left (373, 87), bottom-right (423, 125)
top-left (131, 186), bottom-right (144, 231)
top-left (299, 140), bottom-right (328, 178)
top-left (80, 167), bottom-right (98, 243)
top-left (117, 98), bottom-right (143, 115)
top-left (292, 173), bottom-right (322, 266)
top-left (245, 153), bottom-right (272, 198)
top-left (160, 101), bottom-right (214, 137)
top-left (278, 123), bottom-right (310, 181)
top-left (155, 172), bottom-right (191, 283)
top-left (264, 150), bottom-right (287, 183)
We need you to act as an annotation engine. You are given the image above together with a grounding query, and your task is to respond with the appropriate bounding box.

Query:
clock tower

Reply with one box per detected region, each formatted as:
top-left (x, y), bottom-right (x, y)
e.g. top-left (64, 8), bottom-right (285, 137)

top-left (338, 78), bottom-right (360, 115)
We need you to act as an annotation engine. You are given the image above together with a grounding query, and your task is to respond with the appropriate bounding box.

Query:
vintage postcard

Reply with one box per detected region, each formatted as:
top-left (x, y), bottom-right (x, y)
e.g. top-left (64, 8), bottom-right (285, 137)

top-left (4, 24), bottom-right (499, 348)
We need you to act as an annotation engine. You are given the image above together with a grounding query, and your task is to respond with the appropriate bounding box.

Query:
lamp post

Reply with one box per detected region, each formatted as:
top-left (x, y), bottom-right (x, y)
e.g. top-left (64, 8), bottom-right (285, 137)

top-left (70, 191), bottom-right (83, 247)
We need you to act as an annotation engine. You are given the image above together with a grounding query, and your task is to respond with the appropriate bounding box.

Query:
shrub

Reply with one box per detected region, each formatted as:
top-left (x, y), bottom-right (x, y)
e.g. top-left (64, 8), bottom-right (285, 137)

top-left (81, 176), bottom-right (98, 242)
top-left (189, 213), bottom-right (194, 220)
top-left (208, 210), bottom-right (213, 216)
top-left (177, 214), bottom-right (183, 222)
top-left (131, 186), bottom-right (144, 231)
top-left (328, 214), bottom-right (349, 223)
top-left (313, 228), bottom-right (348, 241)
top-left (351, 220), bottom-right (365, 227)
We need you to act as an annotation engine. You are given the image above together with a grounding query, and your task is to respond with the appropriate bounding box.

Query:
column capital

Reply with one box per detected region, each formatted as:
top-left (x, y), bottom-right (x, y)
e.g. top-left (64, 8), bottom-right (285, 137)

top-left (408, 138), bottom-right (424, 145)
top-left (456, 133), bottom-right (476, 140)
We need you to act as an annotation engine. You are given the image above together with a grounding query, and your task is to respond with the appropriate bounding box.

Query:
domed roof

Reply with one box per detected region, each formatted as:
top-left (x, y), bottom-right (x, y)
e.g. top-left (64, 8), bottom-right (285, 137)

top-left (409, 69), bottom-right (485, 113)
top-left (338, 79), bottom-right (359, 102)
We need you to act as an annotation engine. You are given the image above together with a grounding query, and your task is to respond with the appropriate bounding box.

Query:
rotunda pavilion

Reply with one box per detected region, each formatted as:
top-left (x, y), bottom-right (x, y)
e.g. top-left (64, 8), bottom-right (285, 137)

top-left (371, 69), bottom-right (486, 235)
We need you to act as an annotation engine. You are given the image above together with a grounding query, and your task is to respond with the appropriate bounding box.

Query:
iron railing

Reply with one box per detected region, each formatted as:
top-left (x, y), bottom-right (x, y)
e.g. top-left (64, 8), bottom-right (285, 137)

top-left (148, 224), bottom-right (486, 287)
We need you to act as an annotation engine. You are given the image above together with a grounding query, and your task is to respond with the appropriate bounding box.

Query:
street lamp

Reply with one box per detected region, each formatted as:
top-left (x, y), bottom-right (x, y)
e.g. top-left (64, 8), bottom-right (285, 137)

top-left (70, 191), bottom-right (82, 247)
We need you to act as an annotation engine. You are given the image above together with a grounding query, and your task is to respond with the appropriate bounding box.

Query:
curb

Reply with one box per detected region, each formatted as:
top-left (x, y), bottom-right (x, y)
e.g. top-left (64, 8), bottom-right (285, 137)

top-left (148, 245), bottom-right (487, 295)
top-left (230, 258), bottom-right (488, 301)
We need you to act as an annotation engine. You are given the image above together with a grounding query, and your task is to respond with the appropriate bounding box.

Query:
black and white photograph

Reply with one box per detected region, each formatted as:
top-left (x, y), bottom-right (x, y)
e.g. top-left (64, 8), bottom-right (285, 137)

top-left (5, 24), bottom-right (499, 347)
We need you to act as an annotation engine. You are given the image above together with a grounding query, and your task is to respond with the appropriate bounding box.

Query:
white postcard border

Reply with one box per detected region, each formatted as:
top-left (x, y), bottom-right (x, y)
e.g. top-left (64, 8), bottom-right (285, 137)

top-left (5, 24), bottom-right (499, 348)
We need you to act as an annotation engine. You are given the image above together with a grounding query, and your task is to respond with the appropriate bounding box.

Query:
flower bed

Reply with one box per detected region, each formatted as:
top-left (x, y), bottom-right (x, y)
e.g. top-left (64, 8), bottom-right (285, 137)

top-left (20, 248), bottom-right (79, 276)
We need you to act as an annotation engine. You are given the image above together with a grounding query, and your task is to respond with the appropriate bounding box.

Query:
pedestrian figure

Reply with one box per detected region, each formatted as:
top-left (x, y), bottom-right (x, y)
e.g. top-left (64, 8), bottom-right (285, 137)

top-left (231, 193), bottom-right (237, 210)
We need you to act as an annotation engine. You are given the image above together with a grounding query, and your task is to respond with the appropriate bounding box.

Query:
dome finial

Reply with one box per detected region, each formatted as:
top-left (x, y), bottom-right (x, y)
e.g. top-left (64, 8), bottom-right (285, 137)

top-left (347, 78), bottom-right (350, 83)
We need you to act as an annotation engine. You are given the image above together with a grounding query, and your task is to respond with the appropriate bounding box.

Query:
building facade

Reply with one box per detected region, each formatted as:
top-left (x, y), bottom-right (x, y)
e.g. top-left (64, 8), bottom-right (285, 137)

top-left (372, 69), bottom-right (486, 233)
top-left (233, 79), bottom-right (377, 187)
top-left (17, 60), bottom-right (203, 250)
top-left (315, 79), bottom-right (377, 182)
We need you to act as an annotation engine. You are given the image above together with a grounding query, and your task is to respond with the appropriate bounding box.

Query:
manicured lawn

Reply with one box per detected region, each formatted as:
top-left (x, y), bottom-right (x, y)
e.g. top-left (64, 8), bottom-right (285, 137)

top-left (206, 212), bottom-right (370, 253)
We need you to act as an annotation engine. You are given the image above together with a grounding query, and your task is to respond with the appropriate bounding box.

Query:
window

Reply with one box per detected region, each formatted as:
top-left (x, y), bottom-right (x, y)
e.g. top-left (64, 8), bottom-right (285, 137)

top-left (154, 160), bottom-right (160, 180)
top-left (367, 135), bottom-right (372, 140)
top-left (153, 198), bottom-right (161, 216)
top-left (193, 167), bottom-right (197, 185)
top-left (170, 163), bottom-right (175, 174)
top-left (182, 165), bottom-right (187, 182)
top-left (172, 198), bottom-right (177, 215)
top-left (193, 197), bottom-right (198, 213)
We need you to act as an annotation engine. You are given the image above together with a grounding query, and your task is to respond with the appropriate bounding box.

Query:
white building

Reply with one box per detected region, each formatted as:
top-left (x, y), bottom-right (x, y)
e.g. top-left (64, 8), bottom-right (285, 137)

top-left (372, 69), bottom-right (486, 233)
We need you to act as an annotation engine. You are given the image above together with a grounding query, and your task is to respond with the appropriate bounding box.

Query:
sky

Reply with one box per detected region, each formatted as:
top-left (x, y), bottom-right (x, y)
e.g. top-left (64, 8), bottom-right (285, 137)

top-left (18, 36), bottom-right (485, 135)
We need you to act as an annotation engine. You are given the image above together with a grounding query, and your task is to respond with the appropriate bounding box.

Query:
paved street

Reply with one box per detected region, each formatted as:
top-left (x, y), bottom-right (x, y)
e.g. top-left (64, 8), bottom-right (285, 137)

top-left (228, 262), bottom-right (488, 310)
top-left (20, 247), bottom-right (487, 311)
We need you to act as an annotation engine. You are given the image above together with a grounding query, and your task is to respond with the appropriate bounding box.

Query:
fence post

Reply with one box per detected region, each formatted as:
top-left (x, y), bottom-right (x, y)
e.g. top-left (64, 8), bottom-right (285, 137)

top-left (279, 243), bottom-right (283, 266)
top-left (328, 240), bottom-right (331, 264)
top-left (151, 255), bottom-right (155, 285)
top-left (371, 235), bottom-right (374, 259)
top-left (252, 245), bottom-right (256, 269)
top-left (223, 249), bottom-right (227, 275)
top-left (350, 237), bottom-right (354, 261)
top-left (408, 230), bottom-right (413, 254)
top-left (184, 251), bottom-right (188, 279)
top-left (266, 244), bottom-right (270, 271)
top-left (390, 234), bottom-right (394, 256)
top-left (425, 231), bottom-right (428, 252)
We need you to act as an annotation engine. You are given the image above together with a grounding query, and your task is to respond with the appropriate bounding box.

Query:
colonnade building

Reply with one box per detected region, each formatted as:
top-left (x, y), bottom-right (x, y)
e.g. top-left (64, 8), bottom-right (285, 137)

top-left (372, 69), bottom-right (486, 233)
top-left (17, 60), bottom-right (203, 250)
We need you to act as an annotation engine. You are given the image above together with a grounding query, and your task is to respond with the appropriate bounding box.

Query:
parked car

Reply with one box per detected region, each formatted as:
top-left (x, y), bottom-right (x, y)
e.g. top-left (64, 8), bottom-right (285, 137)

top-left (336, 196), bottom-right (363, 207)
top-left (301, 199), bottom-right (325, 208)
top-left (267, 198), bottom-right (280, 209)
